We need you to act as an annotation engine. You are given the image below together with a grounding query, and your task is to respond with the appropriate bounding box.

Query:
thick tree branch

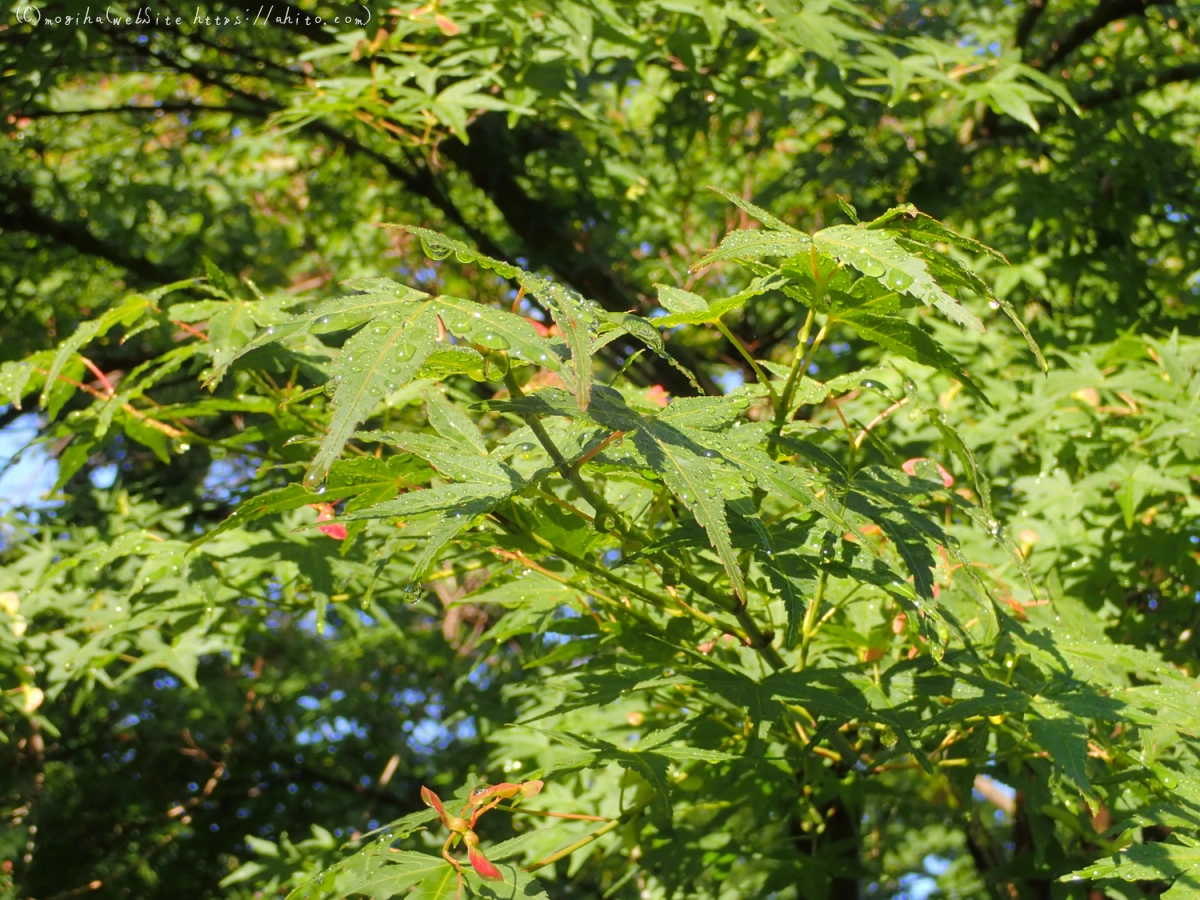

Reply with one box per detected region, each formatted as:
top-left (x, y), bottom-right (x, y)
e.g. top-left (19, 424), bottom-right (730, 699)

top-left (1075, 59), bottom-right (1200, 108)
top-left (19, 32), bottom-right (515, 319)
top-left (112, 33), bottom-right (514, 266)
top-left (67, 30), bottom-right (711, 395)
top-left (294, 765), bottom-right (413, 811)
top-left (18, 103), bottom-right (259, 120)
top-left (1035, 0), bottom-right (1169, 69)
top-left (304, 121), bottom-right (511, 263)
top-left (1014, 0), bottom-right (1049, 54)
top-left (977, 59), bottom-right (1200, 140)
top-left (0, 180), bottom-right (177, 286)
top-left (441, 114), bottom-right (714, 395)
top-left (439, 116), bottom-right (646, 314)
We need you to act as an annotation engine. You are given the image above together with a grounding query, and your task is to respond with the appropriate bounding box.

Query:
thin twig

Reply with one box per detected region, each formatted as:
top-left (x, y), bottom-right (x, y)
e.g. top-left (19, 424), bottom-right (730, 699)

top-left (852, 397), bottom-right (910, 450)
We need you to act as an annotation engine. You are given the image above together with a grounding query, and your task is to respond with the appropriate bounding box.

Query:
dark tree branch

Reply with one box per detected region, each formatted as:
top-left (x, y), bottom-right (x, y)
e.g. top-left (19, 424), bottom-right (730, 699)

top-left (976, 59), bottom-right (1200, 140)
top-left (441, 114), bottom-right (715, 395)
top-left (0, 404), bottom-right (31, 431)
top-left (440, 118), bottom-right (640, 312)
top-left (18, 104), bottom-right (260, 120)
top-left (304, 121), bottom-right (512, 264)
top-left (123, 25), bottom-right (521, 266)
top-left (1014, 0), bottom-right (1049, 54)
top-left (166, 12), bottom-right (314, 83)
top-left (21, 30), bottom-right (512, 308)
top-left (1075, 59), bottom-right (1200, 108)
top-left (1035, 0), bottom-right (1170, 70)
top-left (294, 765), bottom-right (413, 811)
top-left (111, 32), bottom-right (514, 266)
top-left (55, 28), bottom-right (712, 395)
top-left (0, 180), bottom-right (177, 286)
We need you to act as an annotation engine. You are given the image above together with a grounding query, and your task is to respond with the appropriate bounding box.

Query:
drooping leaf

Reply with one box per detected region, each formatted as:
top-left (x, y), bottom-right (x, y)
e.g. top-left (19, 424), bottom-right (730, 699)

top-left (1030, 714), bottom-right (1096, 801)
top-left (866, 212), bottom-right (1046, 370)
top-left (205, 284), bottom-right (431, 387)
top-left (599, 312), bottom-right (702, 392)
top-left (706, 185), bottom-right (804, 233)
top-left (306, 303), bottom-right (440, 487)
top-left (813, 224), bottom-right (984, 332)
top-left (359, 431), bottom-right (518, 486)
top-left (694, 228), bottom-right (814, 268)
top-left (193, 457), bottom-right (423, 547)
top-left (866, 205), bottom-right (1007, 263)
top-left (392, 225), bottom-right (589, 405)
top-left (763, 556), bottom-right (818, 649)
top-left (655, 284), bottom-right (709, 315)
top-left (632, 422), bottom-right (746, 601)
top-left (1068, 841), bottom-right (1200, 892)
top-left (833, 308), bottom-right (990, 405)
top-left (653, 273), bottom-right (788, 326)
top-left (338, 481), bottom-right (520, 523)
top-left (425, 387), bottom-right (488, 455)
top-left (40, 293), bottom-right (157, 407)
top-left (433, 295), bottom-right (561, 370)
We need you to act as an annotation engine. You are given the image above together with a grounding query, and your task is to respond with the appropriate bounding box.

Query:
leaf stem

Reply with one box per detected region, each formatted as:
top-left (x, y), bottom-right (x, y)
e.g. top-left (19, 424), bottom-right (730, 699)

top-left (796, 570), bottom-right (829, 672)
top-left (675, 567), bottom-right (787, 670)
top-left (772, 256), bottom-right (841, 448)
top-left (503, 370), bottom-right (785, 670)
top-left (715, 319), bottom-right (778, 407)
top-left (853, 397), bottom-right (910, 450)
top-left (524, 529), bottom-right (731, 635)
top-left (525, 814), bottom-right (625, 873)
top-left (771, 316), bottom-right (829, 456)
top-left (499, 805), bottom-right (610, 822)
top-left (503, 370), bottom-right (630, 536)
top-left (775, 307), bottom-right (816, 431)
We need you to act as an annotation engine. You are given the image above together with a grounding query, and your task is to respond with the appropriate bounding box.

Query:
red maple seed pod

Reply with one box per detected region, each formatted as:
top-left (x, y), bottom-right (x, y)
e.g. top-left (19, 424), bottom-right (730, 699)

top-left (318, 522), bottom-right (348, 540)
top-left (463, 832), bottom-right (502, 880)
top-left (519, 779), bottom-right (544, 799)
top-left (645, 384), bottom-right (669, 407)
top-left (309, 503), bottom-right (348, 540)
top-left (901, 457), bottom-right (954, 488)
top-left (421, 786), bottom-right (452, 828)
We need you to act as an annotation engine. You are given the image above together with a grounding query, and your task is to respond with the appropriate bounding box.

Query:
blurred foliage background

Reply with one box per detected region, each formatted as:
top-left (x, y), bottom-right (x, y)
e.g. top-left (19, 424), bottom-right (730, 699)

top-left (1, 1), bottom-right (1198, 898)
